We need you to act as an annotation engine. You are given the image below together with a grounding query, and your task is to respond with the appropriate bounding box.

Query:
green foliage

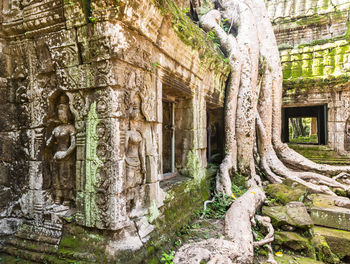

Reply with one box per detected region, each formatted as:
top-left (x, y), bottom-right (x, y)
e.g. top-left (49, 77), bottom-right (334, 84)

top-left (206, 30), bottom-right (221, 50)
top-left (232, 172), bottom-right (248, 197)
top-left (151, 61), bottom-right (161, 69)
top-left (219, 18), bottom-right (230, 33)
top-left (88, 16), bottom-right (96, 23)
top-left (161, 251), bottom-right (175, 264)
top-left (289, 135), bottom-right (318, 144)
top-left (152, 0), bottom-right (230, 75)
top-left (201, 193), bottom-right (233, 219)
top-left (182, 7), bottom-right (190, 13)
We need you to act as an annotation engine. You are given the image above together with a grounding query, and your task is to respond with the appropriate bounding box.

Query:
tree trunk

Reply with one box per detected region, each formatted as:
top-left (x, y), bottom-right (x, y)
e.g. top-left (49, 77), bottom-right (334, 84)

top-left (174, 0), bottom-right (350, 262)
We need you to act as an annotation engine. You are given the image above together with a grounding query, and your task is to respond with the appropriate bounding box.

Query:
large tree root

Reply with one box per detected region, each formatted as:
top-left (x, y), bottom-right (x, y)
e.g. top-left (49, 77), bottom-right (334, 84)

top-left (174, 187), bottom-right (269, 264)
top-left (174, 0), bottom-right (350, 263)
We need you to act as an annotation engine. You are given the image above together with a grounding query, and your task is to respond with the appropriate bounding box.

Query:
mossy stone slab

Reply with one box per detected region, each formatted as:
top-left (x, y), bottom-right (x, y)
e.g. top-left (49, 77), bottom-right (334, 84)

top-left (262, 202), bottom-right (313, 229)
top-left (311, 233), bottom-right (340, 264)
top-left (309, 206), bottom-right (350, 231)
top-left (265, 183), bottom-right (307, 205)
top-left (274, 231), bottom-right (315, 257)
top-left (274, 253), bottom-right (325, 264)
top-left (313, 226), bottom-right (350, 259)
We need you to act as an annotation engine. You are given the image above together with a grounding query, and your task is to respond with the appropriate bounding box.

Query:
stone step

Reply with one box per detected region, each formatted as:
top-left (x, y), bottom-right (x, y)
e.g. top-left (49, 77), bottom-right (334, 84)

top-left (2, 245), bottom-right (68, 264)
top-left (274, 254), bottom-right (324, 264)
top-left (2, 243), bottom-right (93, 264)
top-left (7, 237), bottom-right (55, 253)
top-left (308, 194), bottom-right (350, 231)
top-left (15, 223), bottom-right (62, 245)
top-left (313, 226), bottom-right (350, 260)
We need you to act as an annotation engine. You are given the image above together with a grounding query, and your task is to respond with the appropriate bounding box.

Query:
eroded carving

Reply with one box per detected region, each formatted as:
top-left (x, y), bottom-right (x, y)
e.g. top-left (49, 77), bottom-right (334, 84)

top-left (46, 94), bottom-right (76, 205)
top-left (124, 91), bottom-right (146, 189)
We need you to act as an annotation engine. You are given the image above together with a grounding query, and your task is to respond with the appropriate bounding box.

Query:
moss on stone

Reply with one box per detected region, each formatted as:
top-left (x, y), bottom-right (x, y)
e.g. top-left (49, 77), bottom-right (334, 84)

top-left (311, 234), bottom-right (340, 264)
top-left (265, 183), bottom-right (307, 205)
top-left (152, 0), bottom-right (230, 73)
top-left (313, 226), bottom-right (350, 259)
top-left (116, 174), bottom-right (211, 263)
top-left (274, 231), bottom-right (315, 258)
top-left (274, 253), bottom-right (325, 264)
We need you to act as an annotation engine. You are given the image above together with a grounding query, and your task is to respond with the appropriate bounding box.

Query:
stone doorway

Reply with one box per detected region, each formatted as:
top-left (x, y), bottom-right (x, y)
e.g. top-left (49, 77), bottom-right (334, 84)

top-left (207, 108), bottom-right (224, 164)
top-left (162, 99), bottom-right (175, 176)
top-left (282, 105), bottom-right (328, 145)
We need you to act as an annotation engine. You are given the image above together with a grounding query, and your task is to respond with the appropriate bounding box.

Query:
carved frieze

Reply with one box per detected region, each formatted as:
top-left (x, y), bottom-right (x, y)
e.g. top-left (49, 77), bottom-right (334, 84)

top-left (2, 0), bottom-right (65, 37)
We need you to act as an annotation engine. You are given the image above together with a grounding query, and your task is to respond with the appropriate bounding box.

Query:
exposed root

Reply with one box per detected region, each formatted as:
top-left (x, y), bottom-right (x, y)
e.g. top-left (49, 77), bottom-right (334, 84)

top-left (275, 141), bottom-right (350, 176)
top-left (252, 215), bottom-right (277, 264)
top-left (253, 215), bottom-right (274, 247)
top-left (200, 196), bottom-right (216, 219)
top-left (216, 155), bottom-right (233, 196)
top-left (174, 187), bottom-right (266, 264)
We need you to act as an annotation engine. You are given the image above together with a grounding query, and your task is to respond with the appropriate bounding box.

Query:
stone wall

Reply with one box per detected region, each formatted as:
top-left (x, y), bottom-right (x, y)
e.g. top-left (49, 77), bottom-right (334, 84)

top-left (268, 0), bottom-right (350, 152)
top-left (0, 0), bottom-right (229, 253)
top-left (266, 0), bottom-right (350, 46)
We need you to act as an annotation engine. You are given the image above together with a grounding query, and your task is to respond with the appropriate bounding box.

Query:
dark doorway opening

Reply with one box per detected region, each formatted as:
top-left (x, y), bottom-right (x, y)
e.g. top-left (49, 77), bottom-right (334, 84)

top-left (207, 108), bottom-right (224, 164)
top-left (282, 105), bottom-right (327, 145)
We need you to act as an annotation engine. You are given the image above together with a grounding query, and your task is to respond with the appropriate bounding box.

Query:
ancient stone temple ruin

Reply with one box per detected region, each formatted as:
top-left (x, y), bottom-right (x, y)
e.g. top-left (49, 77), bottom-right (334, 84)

top-left (2, 0), bottom-right (350, 263)
top-left (0, 0), bottom-right (229, 262)
top-left (267, 0), bottom-right (350, 152)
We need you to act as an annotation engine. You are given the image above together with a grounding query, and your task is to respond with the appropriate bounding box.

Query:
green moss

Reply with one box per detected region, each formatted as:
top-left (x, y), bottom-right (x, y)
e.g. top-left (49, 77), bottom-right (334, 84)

top-left (312, 234), bottom-right (340, 264)
top-left (274, 231), bottom-right (315, 258)
top-left (275, 254), bottom-right (325, 264)
top-left (83, 102), bottom-right (103, 227)
top-left (116, 174), bottom-right (211, 263)
top-left (182, 149), bottom-right (206, 181)
top-left (147, 200), bottom-right (161, 223)
top-left (314, 227), bottom-right (350, 259)
top-left (152, 0), bottom-right (230, 73)
top-left (288, 144), bottom-right (350, 165)
top-left (265, 183), bottom-right (307, 205)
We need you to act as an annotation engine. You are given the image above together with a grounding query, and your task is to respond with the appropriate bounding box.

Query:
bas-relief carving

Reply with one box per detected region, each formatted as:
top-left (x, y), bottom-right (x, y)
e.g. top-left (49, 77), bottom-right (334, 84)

top-left (140, 73), bottom-right (157, 122)
top-left (345, 117), bottom-right (350, 152)
top-left (46, 94), bottom-right (76, 206)
top-left (124, 90), bottom-right (146, 189)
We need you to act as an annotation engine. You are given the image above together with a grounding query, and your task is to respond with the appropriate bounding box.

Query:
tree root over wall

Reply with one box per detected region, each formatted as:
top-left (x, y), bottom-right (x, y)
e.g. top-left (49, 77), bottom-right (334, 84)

top-left (174, 0), bottom-right (350, 263)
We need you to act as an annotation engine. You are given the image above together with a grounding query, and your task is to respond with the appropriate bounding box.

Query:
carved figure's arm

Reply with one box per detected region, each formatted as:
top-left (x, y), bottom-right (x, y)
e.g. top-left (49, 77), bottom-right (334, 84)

top-left (139, 137), bottom-right (146, 174)
top-left (46, 133), bottom-right (54, 146)
top-left (125, 131), bottom-right (130, 155)
top-left (64, 128), bottom-right (76, 157)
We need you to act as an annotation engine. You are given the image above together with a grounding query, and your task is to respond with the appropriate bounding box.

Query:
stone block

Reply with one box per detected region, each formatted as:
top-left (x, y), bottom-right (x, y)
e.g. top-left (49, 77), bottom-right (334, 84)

top-left (263, 202), bottom-right (313, 230)
top-left (135, 216), bottom-right (155, 243)
top-left (109, 224), bottom-right (143, 251)
top-left (145, 155), bottom-right (158, 183)
top-left (309, 206), bottom-right (350, 231)
top-left (265, 183), bottom-right (307, 204)
top-left (311, 233), bottom-right (340, 264)
top-left (145, 182), bottom-right (164, 208)
top-left (0, 187), bottom-right (13, 210)
top-left (108, 193), bottom-right (129, 231)
top-left (75, 160), bottom-right (85, 192)
top-left (0, 163), bottom-right (10, 186)
top-left (313, 226), bottom-right (350, 259)
top-left (0, 131), bottom-right (19, 162)
top-left (0, 218), bottom-right (22, 236)
top-left (0, 103), bottom-right (17, 131)
top-left (274, 231), bottom-right (314, 257)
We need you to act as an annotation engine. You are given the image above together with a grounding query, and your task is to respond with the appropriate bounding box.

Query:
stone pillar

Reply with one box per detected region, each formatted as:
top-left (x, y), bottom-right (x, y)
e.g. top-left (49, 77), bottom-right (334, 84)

top-left (310, 117), bottom-right (317, 135)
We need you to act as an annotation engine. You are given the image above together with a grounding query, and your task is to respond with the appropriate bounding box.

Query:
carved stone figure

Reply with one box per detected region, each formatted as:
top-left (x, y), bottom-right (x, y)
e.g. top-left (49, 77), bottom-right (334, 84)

top-left (46, 95), bottom-right (76, 205)
top-left (345, 117), bottom-right (350, 152)
top-left (125, 91), bottom-right (146, 189)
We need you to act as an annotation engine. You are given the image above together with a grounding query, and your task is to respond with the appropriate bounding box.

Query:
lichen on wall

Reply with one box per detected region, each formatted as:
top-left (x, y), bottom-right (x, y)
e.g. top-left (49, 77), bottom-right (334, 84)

top-left (82, 101), bottom-right (103, 227)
